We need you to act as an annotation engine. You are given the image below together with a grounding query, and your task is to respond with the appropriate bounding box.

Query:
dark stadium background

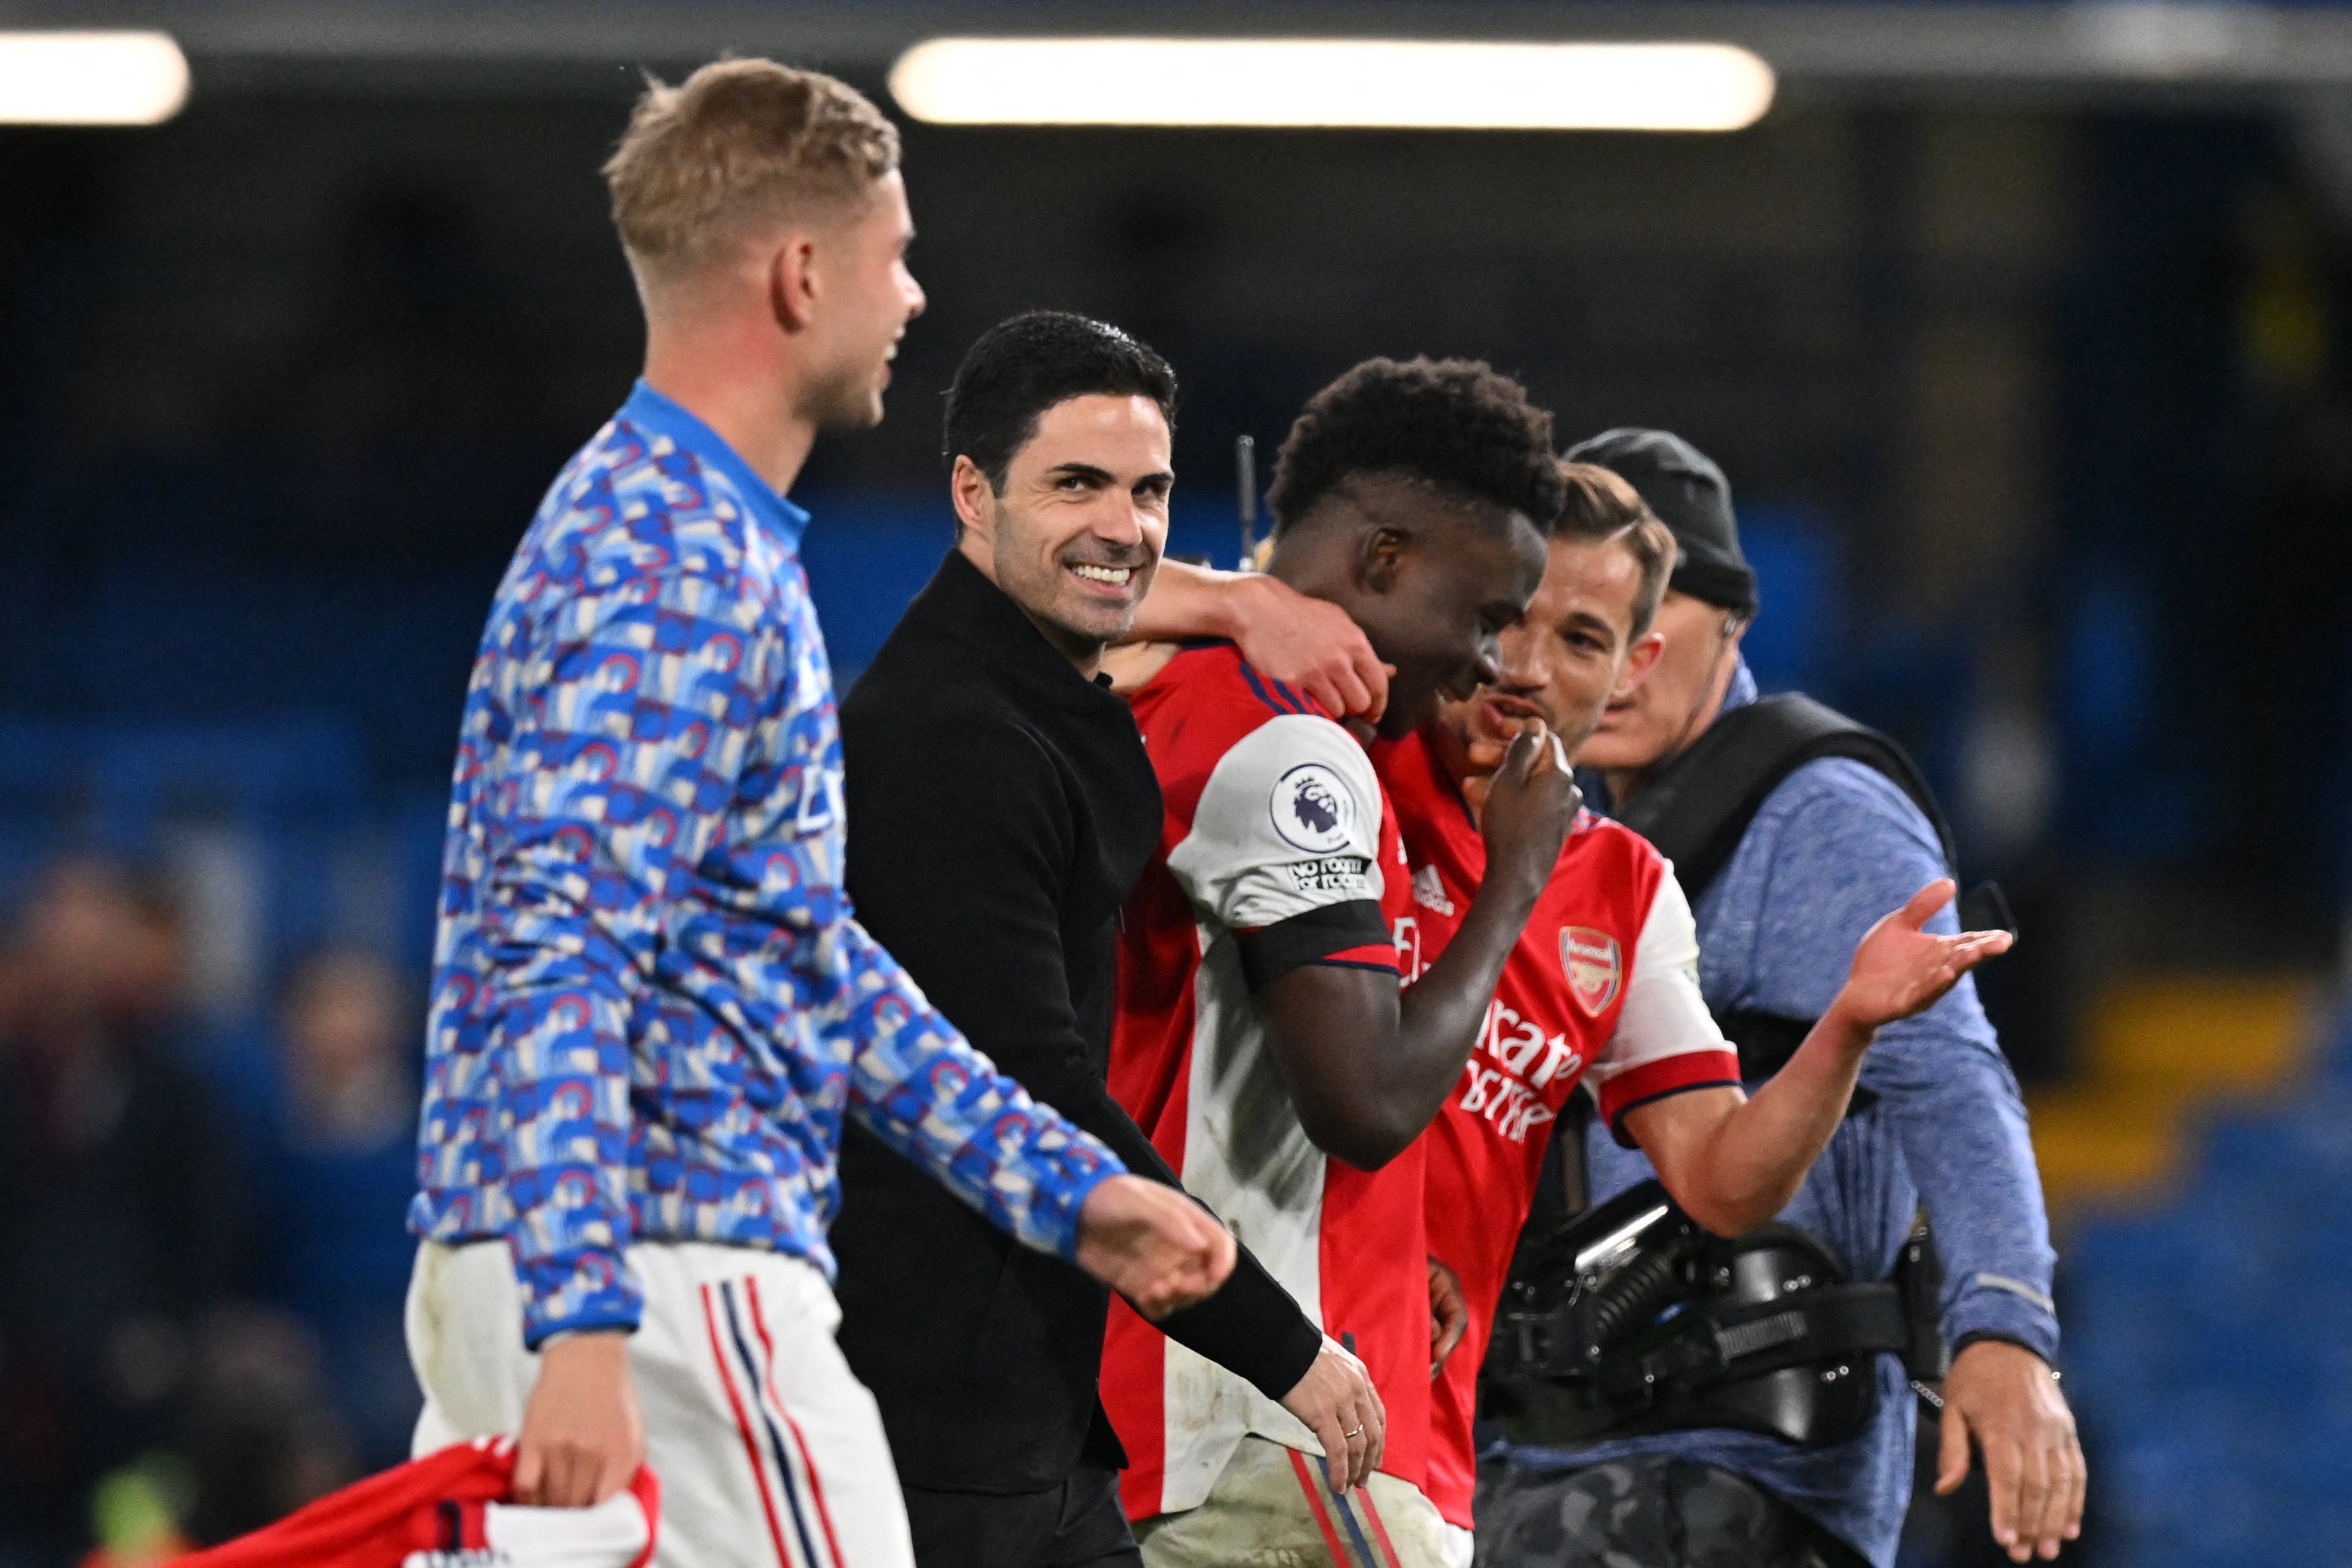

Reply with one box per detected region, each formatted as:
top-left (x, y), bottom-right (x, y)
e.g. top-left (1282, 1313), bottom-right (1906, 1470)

top-left (3, 4), bottom-right (2350, 1564)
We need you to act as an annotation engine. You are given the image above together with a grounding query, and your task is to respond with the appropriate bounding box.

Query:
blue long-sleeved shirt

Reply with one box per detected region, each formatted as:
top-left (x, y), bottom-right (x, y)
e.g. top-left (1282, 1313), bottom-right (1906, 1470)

top-left (1513, 662), bottom-right (2059, 1566)
top-left (407, 382), bottom-right (1123, 1347)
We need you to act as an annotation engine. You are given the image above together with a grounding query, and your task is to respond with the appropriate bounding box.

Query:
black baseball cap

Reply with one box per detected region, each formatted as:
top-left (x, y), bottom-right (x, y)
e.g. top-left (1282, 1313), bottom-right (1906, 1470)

top-left (1565, 427), bottom-right (1759, 617)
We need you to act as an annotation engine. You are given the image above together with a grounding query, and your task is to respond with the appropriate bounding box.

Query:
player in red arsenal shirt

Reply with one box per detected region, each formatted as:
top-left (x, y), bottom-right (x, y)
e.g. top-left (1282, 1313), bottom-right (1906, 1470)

top-left (1380, 464), bottom-right (2016, 1563)
top-left (1102, 359), bottom-right (1583, 1567)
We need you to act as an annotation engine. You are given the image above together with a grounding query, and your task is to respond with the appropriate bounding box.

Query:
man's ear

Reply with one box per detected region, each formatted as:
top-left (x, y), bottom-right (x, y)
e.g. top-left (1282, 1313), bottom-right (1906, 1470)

top-left (1357, 526), bottom-right (1411, 595)
top-left (1616, 629), bottom-right (1667, 700)
top-left (766, 233), bottom-right (821, 334)
top-left (951, 455), bottom-right (997, 552)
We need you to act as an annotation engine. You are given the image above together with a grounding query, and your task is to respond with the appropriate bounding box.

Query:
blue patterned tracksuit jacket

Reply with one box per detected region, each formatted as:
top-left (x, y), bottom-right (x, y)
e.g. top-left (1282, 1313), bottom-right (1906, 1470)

top-left (408, 382), bottom-right (1122, 1347)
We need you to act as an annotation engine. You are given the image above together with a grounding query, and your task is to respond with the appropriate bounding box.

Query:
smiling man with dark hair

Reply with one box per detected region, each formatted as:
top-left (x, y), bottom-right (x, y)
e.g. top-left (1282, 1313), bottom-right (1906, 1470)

top-left (941, 311), bottom-right (1176, 502)
top-left (831, 311), bottom-right (1386, 1568)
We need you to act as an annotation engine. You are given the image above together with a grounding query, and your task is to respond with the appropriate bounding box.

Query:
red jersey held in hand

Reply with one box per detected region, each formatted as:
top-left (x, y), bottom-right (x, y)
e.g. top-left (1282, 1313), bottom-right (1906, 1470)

top-left (1103, 643), bottom-right (1426, 1521)
top-left (1373, 731), bottom-right (1741, 1530)
top-left (172, 1438), bottom-right (659, 1568)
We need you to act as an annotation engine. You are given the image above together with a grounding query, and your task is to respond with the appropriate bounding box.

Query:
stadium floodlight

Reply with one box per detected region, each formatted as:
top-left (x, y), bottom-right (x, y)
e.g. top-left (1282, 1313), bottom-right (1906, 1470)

top-left (890, 37), bottom-right (1775, 131)
top-left (0, 32), bottom-right (189, 125)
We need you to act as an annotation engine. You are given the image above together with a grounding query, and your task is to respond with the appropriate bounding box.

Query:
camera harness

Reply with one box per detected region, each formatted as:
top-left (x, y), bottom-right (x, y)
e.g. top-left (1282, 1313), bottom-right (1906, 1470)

top-left (1481, 691), bottom-right (2014, 1450)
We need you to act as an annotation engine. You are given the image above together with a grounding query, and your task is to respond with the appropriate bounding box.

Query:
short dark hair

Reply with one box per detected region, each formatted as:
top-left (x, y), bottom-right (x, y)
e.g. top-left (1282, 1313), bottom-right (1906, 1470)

top-left (1555, 461), bottom-right (1675, 639)
top-left (1267, 357), bottom-right (1565, 536)
top-left (942, 311), bottom-right (1178, 491)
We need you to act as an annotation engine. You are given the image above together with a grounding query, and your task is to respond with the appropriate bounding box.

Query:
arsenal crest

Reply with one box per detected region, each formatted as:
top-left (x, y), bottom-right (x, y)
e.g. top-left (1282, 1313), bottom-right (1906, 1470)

top-left (1559, 926), bottom-right (1623, 1017)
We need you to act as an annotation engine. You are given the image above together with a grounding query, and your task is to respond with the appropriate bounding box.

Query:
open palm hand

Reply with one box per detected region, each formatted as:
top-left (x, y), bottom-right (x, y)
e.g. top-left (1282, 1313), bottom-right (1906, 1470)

top-left (1833, 879), bottom-right (2014, 1031)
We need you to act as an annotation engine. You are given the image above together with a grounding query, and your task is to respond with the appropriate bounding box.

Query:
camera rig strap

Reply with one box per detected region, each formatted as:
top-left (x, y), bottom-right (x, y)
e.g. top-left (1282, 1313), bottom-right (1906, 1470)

top-left (1608, 691), bottom-right (2013, 1106)
top-left (1488, 697), bottom-right (1986, 1450)
top-left (1609, 691), bottom-right (1963, 910)
top-left (1583, 1281), bottom-right (1913, 1399)
top-left (1485, 1192), bottom-right (1936, 1447)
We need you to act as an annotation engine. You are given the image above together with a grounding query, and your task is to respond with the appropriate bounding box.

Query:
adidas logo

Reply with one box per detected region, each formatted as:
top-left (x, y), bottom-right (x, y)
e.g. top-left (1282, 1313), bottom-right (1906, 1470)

top-left (1412, 864), bottom-right (1455, 917)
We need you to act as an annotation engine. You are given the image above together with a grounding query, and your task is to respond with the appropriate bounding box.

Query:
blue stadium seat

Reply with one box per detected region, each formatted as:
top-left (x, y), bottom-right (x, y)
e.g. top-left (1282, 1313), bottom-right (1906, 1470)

top-left (1735, 503), bottom-right (1839, 697)
top-left (2066, 1064), bottom-right (2352, 1566)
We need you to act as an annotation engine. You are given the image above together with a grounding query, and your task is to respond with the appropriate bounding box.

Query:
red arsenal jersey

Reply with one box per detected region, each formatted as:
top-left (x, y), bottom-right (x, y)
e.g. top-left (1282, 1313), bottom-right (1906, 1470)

top-left (1104, 643), bottom-right (1426, 1520)
top-left (1373, 731), bottom-right (1741, 1529)
top-left (175, 1438), bottom-right (659, 1568)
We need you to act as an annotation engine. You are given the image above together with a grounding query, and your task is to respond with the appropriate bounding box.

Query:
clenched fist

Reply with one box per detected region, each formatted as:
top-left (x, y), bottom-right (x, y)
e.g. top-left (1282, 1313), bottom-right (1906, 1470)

top-left (1473, 723), bottom-right (1581, 895)
top-left (1075, 1175), bottom-right (1238, 1320)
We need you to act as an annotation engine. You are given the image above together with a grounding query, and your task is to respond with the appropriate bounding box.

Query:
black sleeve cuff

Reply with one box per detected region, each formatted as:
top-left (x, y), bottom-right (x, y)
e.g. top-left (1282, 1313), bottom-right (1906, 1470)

top-left (1235, 900), bottom-right (1394, 991)
top-left (1153, 1240), bottom-right (1324, 1403)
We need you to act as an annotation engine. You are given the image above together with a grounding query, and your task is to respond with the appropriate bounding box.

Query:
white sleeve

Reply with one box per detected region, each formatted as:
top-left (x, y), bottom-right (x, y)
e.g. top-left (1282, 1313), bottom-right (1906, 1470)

top-left (1165, 713), bottom-right (1388, 932)
top-left (1583, 868), bottom-right (1742, 1132)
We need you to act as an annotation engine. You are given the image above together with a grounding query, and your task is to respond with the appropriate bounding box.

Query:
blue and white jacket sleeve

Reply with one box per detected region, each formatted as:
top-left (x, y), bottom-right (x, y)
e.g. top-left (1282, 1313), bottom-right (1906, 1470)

top-left (1739, 763), bottom-right (2061, 1363)
top-left (826, 917), bottom-right (1124, 1261)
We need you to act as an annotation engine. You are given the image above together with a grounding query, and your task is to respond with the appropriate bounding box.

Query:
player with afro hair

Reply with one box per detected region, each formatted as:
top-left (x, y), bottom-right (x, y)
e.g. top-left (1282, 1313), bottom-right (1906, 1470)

top-left (1097, 354), bottom-right (1582, 1563)
top-left (1268, 357), bottom-right (1567, 540)
top-left (1260, 357), bottom-right (1567, 743)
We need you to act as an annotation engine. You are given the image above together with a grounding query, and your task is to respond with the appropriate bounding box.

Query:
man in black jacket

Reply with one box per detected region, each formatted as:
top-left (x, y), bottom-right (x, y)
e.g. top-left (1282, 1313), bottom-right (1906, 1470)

top-left (832, 312), bottom-right (1385, 1568)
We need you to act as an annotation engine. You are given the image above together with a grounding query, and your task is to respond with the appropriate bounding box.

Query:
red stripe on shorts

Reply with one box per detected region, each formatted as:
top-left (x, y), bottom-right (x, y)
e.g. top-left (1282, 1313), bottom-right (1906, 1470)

top-left (1288, 1446), bottom-right (1359, 1566)
top-left (744, 1276), bottom-right (847, 1568)
top-left (700, 1282), bottom-right (799, 1568)
top-left (1354, 1482), bottom-right (1405, 1568)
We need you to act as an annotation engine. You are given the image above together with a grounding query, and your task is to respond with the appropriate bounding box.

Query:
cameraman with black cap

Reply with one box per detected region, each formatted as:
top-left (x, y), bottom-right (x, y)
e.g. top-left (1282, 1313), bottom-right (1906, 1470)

top-left (1475, 430), bottom-right (2083, 1567)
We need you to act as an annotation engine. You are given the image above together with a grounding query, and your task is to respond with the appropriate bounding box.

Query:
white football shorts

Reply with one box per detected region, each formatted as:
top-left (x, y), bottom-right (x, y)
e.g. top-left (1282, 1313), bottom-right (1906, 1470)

top-left (407, 1239), bottom-right (914, 1568)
